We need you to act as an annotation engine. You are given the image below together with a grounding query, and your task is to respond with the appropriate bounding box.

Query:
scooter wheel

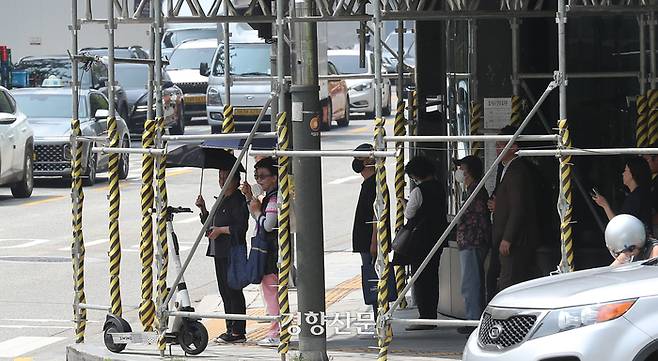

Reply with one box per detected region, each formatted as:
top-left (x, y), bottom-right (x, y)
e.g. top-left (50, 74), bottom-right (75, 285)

top-left (103, 316), bottom-right (132, 353)
top-left (178, 320), bottom-right (208, 355)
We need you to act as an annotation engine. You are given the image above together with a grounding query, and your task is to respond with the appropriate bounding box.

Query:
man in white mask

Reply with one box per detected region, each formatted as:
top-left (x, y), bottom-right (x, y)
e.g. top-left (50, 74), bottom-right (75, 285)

top-left (454, 155), bottom-right (490, 334)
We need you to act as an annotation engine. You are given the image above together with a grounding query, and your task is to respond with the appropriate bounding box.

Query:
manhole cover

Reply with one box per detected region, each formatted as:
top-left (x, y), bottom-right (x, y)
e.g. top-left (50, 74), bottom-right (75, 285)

top-left (0, 256), bottom-right (71, 263)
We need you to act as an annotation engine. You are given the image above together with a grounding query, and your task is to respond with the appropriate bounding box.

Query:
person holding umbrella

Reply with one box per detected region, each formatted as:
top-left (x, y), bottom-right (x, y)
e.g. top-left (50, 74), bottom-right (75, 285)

top-left (194, 160), bottom-right (249, 344)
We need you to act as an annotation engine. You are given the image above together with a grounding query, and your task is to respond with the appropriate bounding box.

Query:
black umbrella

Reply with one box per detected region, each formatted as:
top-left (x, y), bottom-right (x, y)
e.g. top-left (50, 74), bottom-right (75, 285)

top-left (166, 144), bottom-right (246, 194)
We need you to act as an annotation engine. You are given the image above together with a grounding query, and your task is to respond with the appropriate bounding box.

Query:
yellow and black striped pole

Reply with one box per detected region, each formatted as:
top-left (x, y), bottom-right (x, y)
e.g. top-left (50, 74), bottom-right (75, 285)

top-left (71, 118), bottom-right (87, 343)
top-left (470, 101), bottom-right (483, 158)
top-left (276, 112), bottom-right (292, 357)
top-left (510, 95), bottom-right (522, 127)
top-left (155, 116), bottom-right (170, 352)
top-left (410, 90), bottom-right (418, 137)
top-left (648, 89), bottom-right (658, 145)
top-left (558, 119), bottom-right (574, 272)
top-left (223, 104), bottom-right (235, 134)
top-left (393, 100), bottom-right (408, 309)
top-left (374, 117), bottom-right (393, 361)
top-left (139, 119), bottom-right (156, 331)
top-left (637, 95), bottom-right (649, 147)
top-left (107, 116), bottom-right (123, 318)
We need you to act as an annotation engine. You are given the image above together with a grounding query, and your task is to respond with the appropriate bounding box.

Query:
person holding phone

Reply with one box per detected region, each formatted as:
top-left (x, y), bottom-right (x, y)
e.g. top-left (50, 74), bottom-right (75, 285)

top-left (592, 156), bottom-right (653, 232)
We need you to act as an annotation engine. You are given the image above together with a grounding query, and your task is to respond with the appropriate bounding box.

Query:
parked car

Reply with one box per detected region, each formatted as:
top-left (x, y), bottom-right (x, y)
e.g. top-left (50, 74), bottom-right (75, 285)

top-left (328, 49), bottom-right (392, 118)
top-left (323, 61), bottom-right (350, 129)
top-left (10, 87), bottom-right (130, 186)
top-left (166, 38), bottom-right (217, 124)
top-left (13, 55), bottom-right (130, 120)
top-left (382, 31), bottom-right (416, 74)
top-left (463, 259), bottom-right (658, 361)
top-left (0, 86), bottom-right (34, 198)
top-left (80, 46), bottom-right (150, 59)
top-left (162, 24), bottom-right (252, 59)
top-left (114, 63), bottom-right (185, 135)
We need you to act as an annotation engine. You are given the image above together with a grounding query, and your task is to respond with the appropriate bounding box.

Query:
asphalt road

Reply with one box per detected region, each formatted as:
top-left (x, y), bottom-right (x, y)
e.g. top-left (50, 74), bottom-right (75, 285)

top-left (0, 111), bottom-right (400, 360)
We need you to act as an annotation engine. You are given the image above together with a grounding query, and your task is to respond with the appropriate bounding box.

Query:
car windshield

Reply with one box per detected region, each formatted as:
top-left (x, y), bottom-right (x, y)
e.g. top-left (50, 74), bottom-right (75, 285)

top-left (12, 93), bottom-right (87, 119)
top-left (115, 65), bottom-right (169, 89)
top-left (164, 29), bottom-right (218, 48)
top-left (14, 58), bottom-right (80, 87)
top-left (212, 45), bottom-right (271, 76)
top-left (168, 47), bottom-right (216, 70)
top-left (328, 54), bottom-right (370, 74)
top-left (383, 33), bottom-right (416, 58)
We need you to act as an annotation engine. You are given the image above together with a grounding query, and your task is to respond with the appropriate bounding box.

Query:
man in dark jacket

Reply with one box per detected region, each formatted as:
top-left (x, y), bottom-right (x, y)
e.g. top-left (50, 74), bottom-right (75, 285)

top-left (489, 126), bottom-right (539, 291)
top-left (351, 143), bottom-right (378, 315)
top-left (195, 167), bottom-right (249, 344)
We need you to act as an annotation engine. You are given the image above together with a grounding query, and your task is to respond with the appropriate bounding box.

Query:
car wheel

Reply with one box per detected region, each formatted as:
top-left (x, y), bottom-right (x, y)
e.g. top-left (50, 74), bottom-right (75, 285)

top-left (83, 154), bottom-right (97, 187)
top-left (321, 100), bottom-right (332, 131)
top-left (118, 138), bottom-right (130, 180)
top-left (170, 106), bottom-right (185, 135)
top-left (10, 147), bottom-right (34, 198)
top-left (337, 97), bottom-right (350, 127)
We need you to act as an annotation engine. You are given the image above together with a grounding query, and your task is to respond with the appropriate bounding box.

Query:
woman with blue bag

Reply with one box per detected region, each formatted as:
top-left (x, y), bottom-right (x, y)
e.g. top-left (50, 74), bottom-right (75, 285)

top-left (195, 166), bottom-right (249, 344)
top-left (241, 157), bottom-right (281, 347)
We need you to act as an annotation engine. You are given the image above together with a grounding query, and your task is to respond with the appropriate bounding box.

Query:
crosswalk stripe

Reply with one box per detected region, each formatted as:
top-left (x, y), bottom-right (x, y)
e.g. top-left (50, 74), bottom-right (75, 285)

top-left (0, 337), bottom-right (65, 358)
top-left (57, 239), bottom-right (108, 251)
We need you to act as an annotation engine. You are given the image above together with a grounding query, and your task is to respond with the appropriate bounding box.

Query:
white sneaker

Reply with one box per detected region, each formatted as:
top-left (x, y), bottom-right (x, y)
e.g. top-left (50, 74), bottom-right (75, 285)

top-left (257, 337), bottom-right (280, 347)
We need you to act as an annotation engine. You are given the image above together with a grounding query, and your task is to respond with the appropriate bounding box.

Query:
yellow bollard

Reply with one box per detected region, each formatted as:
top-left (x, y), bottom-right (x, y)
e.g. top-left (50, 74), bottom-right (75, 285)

top-left (276, 112), bottom-right (293, 356)
top-left (470, 101), bottom-right (483, 158)
top-left (648, 90), bottom-right (658, 145)
top-left (559, 119), bottom-right (574, 271)
top-left (107, 116), bottom-right (123, 318)
top-left (374, 117), bottom-right (393, 361)
top-left (155, 117), bottom-right (170, 352)
top-left (393, 100), bottom-right (408, 309)
top-left (71, 117), bottom-right (87, 343)
top-left (510, 95), bottom-right (522, 127)
top-left (139, 119), bottom-right (156, 331)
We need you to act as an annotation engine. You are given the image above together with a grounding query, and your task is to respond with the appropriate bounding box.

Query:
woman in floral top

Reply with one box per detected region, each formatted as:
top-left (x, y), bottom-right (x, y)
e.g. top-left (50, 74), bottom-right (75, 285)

top-left (454, 156), bottom-right (491, 333)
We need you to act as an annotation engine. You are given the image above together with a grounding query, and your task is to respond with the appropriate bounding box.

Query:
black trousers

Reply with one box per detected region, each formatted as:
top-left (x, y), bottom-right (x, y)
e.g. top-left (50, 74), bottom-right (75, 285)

top-left (214, 256), bottom-right (246, 335)
top-left (411, 254), bottom-right (439, 320)
top-left (485, 246), bottom-right (501, 303)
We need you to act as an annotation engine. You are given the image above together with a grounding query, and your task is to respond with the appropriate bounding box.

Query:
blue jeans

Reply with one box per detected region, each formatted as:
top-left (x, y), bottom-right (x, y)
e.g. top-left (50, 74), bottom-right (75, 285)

top-left (460, 247), bottom-right (486, 320)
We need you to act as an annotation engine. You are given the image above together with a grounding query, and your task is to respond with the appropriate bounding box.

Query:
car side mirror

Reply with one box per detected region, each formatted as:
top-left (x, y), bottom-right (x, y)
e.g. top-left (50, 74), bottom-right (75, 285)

top-left (199, 62), bottom-right (210, 77)
top-left (162, 80), bottom-right (175, 88)
top-left (94, 109), bottom-right (109, 120)
top-left (0, 112), bottom-right (16, 125)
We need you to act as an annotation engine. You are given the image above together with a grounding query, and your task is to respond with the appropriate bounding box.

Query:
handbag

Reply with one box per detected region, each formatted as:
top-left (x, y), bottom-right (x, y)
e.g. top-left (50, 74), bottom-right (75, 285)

top-left (247, 224), bottom-right (269, 284)
top-left (361, 262), bottom-right (398, 305)
top-left (227, 242), bottom-right (250, 290)
top-left (392, 218), bottom-right (423, 255)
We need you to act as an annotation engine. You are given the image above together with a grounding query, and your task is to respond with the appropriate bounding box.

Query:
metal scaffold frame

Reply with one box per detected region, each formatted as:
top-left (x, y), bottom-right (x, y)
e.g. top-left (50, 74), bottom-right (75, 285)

top-left (68, 0), bottom-right (657, 360)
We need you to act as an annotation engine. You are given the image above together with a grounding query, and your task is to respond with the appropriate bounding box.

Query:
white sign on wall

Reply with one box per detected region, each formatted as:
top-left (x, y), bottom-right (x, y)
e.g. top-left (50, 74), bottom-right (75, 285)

top-left (484, 97), bottom-right (512, 130)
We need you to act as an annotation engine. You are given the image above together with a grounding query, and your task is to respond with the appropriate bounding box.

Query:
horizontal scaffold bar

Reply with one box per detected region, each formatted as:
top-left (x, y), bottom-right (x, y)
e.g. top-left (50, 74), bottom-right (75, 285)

top-left (227, 73), bottom-right (413, 82)
top-left (167, 310), bottom-right (279, 321)
top-left (518, 148), bottom-right (658, 157)
top-left (162, 132), bottom-right (277, 142)
top-left (248, 150), bottom-right (396, 157)
top-left (92, 147), bottom-right (165, 155)
top-left (519, 71), bottom-right (639, 79)
top-left (384, 134), bottom-right (559, 142)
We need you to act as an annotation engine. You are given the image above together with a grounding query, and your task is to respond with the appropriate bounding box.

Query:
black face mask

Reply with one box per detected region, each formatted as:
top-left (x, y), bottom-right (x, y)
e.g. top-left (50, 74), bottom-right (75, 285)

top-left (352, 159), bottom-right (365, 173)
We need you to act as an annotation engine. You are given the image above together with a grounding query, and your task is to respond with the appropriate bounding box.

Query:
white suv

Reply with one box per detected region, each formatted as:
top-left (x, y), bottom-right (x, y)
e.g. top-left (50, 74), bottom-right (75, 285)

top-left (0, 86), bottom-right (34, 198)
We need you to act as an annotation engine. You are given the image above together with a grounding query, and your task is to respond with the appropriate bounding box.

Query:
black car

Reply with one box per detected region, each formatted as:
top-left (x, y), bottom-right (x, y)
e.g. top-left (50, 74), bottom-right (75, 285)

top-left (80, 46), bottom-right (150, 59)
top-left (114, 63), bottom-right (185, 135)
top-left (13, 55), bottom-right (130, 120)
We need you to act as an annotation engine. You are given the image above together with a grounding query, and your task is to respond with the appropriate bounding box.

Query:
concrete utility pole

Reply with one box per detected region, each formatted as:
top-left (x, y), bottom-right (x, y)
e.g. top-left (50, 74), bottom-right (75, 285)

top-left (291, 0), bottom-right (328, 358)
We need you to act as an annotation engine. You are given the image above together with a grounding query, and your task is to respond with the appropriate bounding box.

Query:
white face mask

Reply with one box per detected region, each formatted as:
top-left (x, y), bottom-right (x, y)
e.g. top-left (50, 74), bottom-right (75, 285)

top-left (454, 169), bottom-right (465, 183)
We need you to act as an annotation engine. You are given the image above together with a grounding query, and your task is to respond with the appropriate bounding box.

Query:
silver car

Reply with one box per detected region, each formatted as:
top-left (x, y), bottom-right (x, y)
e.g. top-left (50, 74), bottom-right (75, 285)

top-left (463, 259), bottom-right (658, 361)
top-left (11, 87), bottom-right (130, 186)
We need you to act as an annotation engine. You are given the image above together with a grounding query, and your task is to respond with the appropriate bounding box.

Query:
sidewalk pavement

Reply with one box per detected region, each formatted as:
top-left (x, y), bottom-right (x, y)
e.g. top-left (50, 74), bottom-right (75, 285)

top-left (66, 251), bottom-right (469, 360)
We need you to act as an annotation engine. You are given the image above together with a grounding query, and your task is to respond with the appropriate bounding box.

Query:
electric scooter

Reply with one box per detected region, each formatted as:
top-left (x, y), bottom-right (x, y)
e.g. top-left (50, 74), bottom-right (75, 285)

top-left (103, 206), bottom-right (208, 355)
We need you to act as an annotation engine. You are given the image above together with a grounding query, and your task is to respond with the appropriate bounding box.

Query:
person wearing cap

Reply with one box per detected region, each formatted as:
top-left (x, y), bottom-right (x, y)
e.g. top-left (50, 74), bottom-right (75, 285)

top-left (454, 155), bottom-right (490, 333)
top-left (490, 125), bottom-right (539, 291)
top-left (195, 166), bottom-right (249, 344)
top-left (350, 143), bottom-right (379, 316)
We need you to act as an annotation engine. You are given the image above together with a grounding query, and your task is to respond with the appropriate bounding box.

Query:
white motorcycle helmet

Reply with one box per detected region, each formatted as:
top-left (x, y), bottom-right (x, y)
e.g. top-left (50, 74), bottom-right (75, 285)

top-left (605, 214), bottom-right (646, 256)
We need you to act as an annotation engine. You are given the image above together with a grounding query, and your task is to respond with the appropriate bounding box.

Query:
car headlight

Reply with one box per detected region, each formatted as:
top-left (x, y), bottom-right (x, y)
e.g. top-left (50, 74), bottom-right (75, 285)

top-left (350, 82), bottom-right (372, 92)
top-left (207, 87), bottom-right (223, 106)
top-left (529, 299), bottom-right (636, 340)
